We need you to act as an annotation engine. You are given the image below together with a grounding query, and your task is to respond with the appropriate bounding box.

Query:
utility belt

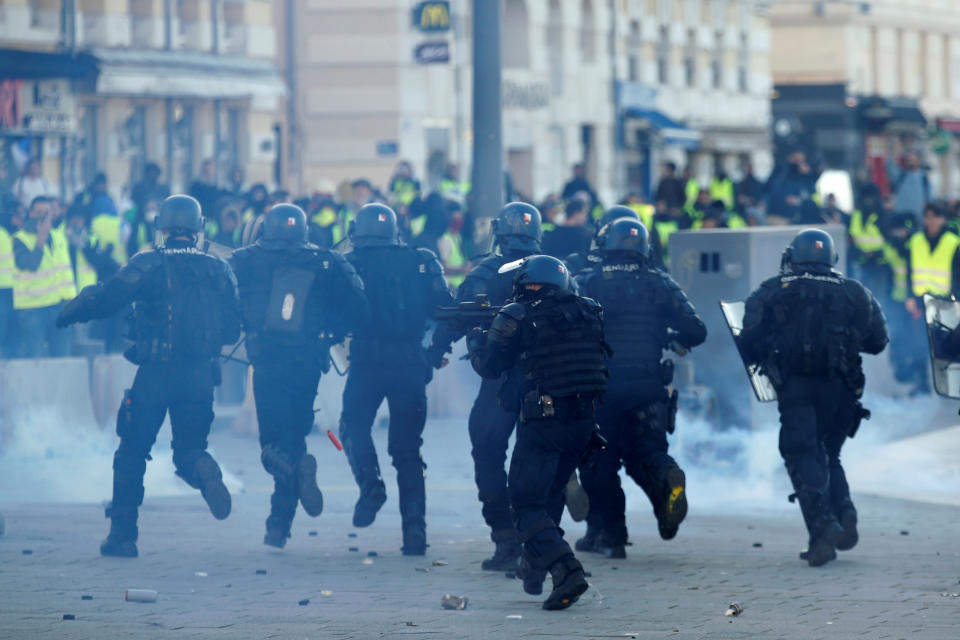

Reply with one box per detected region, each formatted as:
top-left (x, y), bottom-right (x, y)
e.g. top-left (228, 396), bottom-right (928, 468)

top-left (520, 390), bottom-right (595, 423)
top-left (618, 359), bottom-right (674, 386)
top-left (848, 401), bottom-right (871, 439)
top-left (633, 388), bottom-right (679, 434)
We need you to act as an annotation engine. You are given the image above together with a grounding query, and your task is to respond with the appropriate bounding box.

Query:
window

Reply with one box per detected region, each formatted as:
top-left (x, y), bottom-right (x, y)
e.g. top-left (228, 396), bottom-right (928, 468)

top-left (580, 0), bottom-right (596, 64)
top-left (547, 0), bottom-right (564, 94)
top-left (737, 32), bottom-right (749, 92)
top-left (711, 30), bottom-right (723, 89)
top-left (684, 28), bottom-right (696, 87)
top-left (628, 20), bottom-right (642, 83)
top-left (657, 25), bottom-right (670, 84)
top-left (503, 0), bottom-right (530, 68)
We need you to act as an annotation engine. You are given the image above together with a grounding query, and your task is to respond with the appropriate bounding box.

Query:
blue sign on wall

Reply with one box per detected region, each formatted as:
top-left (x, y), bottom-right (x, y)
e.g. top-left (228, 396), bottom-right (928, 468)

top-left (414, 41), bottom-right (450, 65)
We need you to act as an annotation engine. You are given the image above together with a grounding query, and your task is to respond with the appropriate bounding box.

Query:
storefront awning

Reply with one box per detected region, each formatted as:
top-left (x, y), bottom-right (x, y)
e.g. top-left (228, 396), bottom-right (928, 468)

top-left (622, 107), bottom-right (701, 150)
top-left (937, 117), bottom-right (960, 134)
top-left (89, 48), bottom-right (285, 100)
top-left (0, 49), bottom-right (97, 79)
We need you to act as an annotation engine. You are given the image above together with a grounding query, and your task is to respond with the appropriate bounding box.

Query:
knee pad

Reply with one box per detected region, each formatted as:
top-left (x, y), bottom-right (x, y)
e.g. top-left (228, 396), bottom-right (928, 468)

top-left (261, 444), bottom-right (296, 481)
top-left (173, 449), bottom-right (211, 488)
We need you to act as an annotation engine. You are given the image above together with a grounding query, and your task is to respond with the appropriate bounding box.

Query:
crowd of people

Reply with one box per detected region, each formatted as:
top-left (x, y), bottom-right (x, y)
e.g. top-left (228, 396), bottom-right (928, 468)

top-left (0, 151), bottom-right (958, 396)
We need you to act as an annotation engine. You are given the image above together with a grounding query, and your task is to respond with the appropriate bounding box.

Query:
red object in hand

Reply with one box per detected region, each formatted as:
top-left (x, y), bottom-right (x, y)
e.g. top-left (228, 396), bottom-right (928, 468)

top-left (327, 430), bottom-right (344, 451)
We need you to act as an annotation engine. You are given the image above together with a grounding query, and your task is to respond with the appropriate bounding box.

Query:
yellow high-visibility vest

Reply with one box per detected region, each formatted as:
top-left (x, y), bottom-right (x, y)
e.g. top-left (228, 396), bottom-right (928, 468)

top-left (91, 214), bottom-right (127, 264)
top-left (13, 227), bottom-right (78, 310)
top-left (440, 231), bottom-right (467, 289)
top-left (628, 203), bottom-right (655, 230)
top-left (0, 227), bottom-right (14, 289)
top-left (727, 213), bottom-right (748, 229)
top-left (655, 219), bottom-right (679, 265)
top-left (684, 180), bottom-right (700, 209)
top-left (882, 244), bottom-right (908, 302)
top-left (849, 211), bottom-right (885, 255)
top-left (390, 178), bottom-right (420, 208)
top-left (908, 231), bottom-right (960, 297)
top-left (709, 178), bottom-right (735, 210)
top-left (440, 179), bottom-right (471, 202)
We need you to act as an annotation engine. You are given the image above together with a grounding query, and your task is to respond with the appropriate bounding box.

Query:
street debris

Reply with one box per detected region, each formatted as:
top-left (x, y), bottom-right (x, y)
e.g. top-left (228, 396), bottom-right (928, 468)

top-left (362, 558), bottom-right (374, 565)
top-left (194, 572), bottom-right (208, 577)
top-left (752, 542), bottom-right (763, 548)
top-left (349, 547), bottom-right (359, 552)
top-left (125, 589), bottom-right (158, 603)
top-left (309, 531), bottom-right (318, 537)
top-left (432, 560), bottom-right (447, 566)
top-left (348, 533), bottom-right (357, 538)
top-left (441, 594), bottom-right (468, 610)
top-left (256, 569), bottom-right (267, 575)
top-left (62, 614), bottom-right (75, 621)
top-left (506, 614), bottom-right (522, 620)
top-left (81, 595), bottom-right (92, 600)
top-left (415, 567), bottom-right (430, 573)
top-left (900, 530), bottom-right (910, 536)
top-left (368, 551), bottom-right (378, 557)
top-left (940, 592), bottom-right (959, 598)
top-left (299, 599), bottom-right (310, 606)
top-left (321, 590), bottom-right (334, 597)
top-left (22, 549), bottom-right (32, 555)
top-left (725, 602), bottom-right (743, 617)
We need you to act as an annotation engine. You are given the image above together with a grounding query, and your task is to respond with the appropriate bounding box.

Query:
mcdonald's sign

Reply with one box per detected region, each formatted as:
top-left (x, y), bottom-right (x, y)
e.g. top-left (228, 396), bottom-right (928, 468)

top-left (412, 1), bottom-right (451, 32)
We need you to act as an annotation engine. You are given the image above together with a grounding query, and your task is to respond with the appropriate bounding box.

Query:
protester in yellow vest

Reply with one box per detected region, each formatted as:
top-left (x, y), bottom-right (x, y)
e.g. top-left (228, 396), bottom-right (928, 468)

top-left (683, 167), bottom-right (700, 210)
top-left (903, 203), bottom-right (959, 395)
top-left (709, 170), bottom-right (735, 211)
top-left (439, 163), bottom-right (471, 204)
top-left (12, 196), bottom-right (77, 357)
top-left (389, 161), bottom-right (422, 213)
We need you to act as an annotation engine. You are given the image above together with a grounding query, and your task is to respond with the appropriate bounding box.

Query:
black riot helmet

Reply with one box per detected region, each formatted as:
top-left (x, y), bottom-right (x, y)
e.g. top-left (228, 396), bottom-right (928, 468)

top-left (156, 195), bottom-right (203, 247)
top-left (262, 203), bottom-right (308, 245)
top-left (782, 228), bottom-right (838, 272)
top-left (599, 218), bottom-right (650, 257)
top-left (597, 205), bottom-right (639, 232)
top-left (491, 202), bottom-right (543, 253)
top-left (157, 195), bottom-right (203, 233)
top-left (350, 203), bottom-right (399, 247)
top-left (500, 255), bottom-right (571, 300)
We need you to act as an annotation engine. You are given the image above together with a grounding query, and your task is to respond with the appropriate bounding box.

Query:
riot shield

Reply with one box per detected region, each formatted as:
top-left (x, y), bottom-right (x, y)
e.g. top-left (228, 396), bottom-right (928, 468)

top-left (719, 300), bottom-right (778, 403)
top-left (923, 294), bottom-right (960, 399)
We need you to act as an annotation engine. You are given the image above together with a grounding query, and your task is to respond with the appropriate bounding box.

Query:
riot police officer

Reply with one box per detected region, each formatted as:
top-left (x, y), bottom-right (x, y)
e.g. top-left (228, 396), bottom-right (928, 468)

top-left (57, 195), bottom-right (242, 557)
top-left (428, 202), bottom-right (542, 571)
top-left (469, 255), bottom-right (607, 610)
top-left (564, 205), bottom-right (642, 276)
top-left (230, 204), bottom-right (368, 548)
top-left (339, 203), bottom-right (453, 555)
top-left (739, 229), bottom-right (888, 566)
top-left (575, 218), bottom-right (706, 558)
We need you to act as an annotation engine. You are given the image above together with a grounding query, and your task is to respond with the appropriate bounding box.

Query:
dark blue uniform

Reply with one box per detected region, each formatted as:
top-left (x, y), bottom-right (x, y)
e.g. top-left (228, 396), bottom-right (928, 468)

top-left (339, 244), bottom-right (452, 554)
top-left (471, 287), bottom-right (607, 604)
top-left (576, 255), bottom-right (706, 550)
top-left (58, 239), bottom-right (241, 551)
top-left (430, 250), bottom-right (535, 559)
top-left (740, 266), bottom-right (887, 565)
top-left (230, 241), bottom-right (368, 543)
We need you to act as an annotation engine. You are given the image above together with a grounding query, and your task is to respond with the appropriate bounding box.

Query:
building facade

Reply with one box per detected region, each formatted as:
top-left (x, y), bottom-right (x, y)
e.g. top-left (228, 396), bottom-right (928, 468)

top-left (288, 0), bottom-right (773, 206)
top-left (770, 0), bottom-right (960, 197)
top-left (0, 0), bottom-right (284, 203)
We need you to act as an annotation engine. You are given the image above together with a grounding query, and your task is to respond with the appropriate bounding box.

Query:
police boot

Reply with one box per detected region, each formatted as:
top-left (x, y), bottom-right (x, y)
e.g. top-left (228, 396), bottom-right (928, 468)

top-left (795, 491), bottom-right (843, 567)
top-left (482, 529), bottom-right (521, 571)
top-left (100, 504), bottom-right (138, 558)
top-left (296, 454), bottom-right (324, 517)
top-left (397, 460), bottom-right (427, 556)
top-left (655, 467), bottom-right (687, 541)
top-left (194, 454), bottom-right (232, 520)
top-left (517, 555), bottom-right (546, 595)
top-left (834, 501), bottom-right (859, 552)
top-left (264, 494), bottom-right (297, 549)
top-left (353, 470), bottom-right (387, 528)
top-left (543, 555), bottom-right (589, 611)
top-left (574, 524), bottom-right (602, 553)
top-left (600, 534), bottom-right (626, 560)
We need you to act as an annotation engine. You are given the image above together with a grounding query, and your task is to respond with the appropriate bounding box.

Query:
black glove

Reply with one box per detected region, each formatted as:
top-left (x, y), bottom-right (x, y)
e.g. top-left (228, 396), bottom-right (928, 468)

top-left (466, 327), bottom-right (487, 355)
top-left (56, 298), bottom-right (80, 328)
